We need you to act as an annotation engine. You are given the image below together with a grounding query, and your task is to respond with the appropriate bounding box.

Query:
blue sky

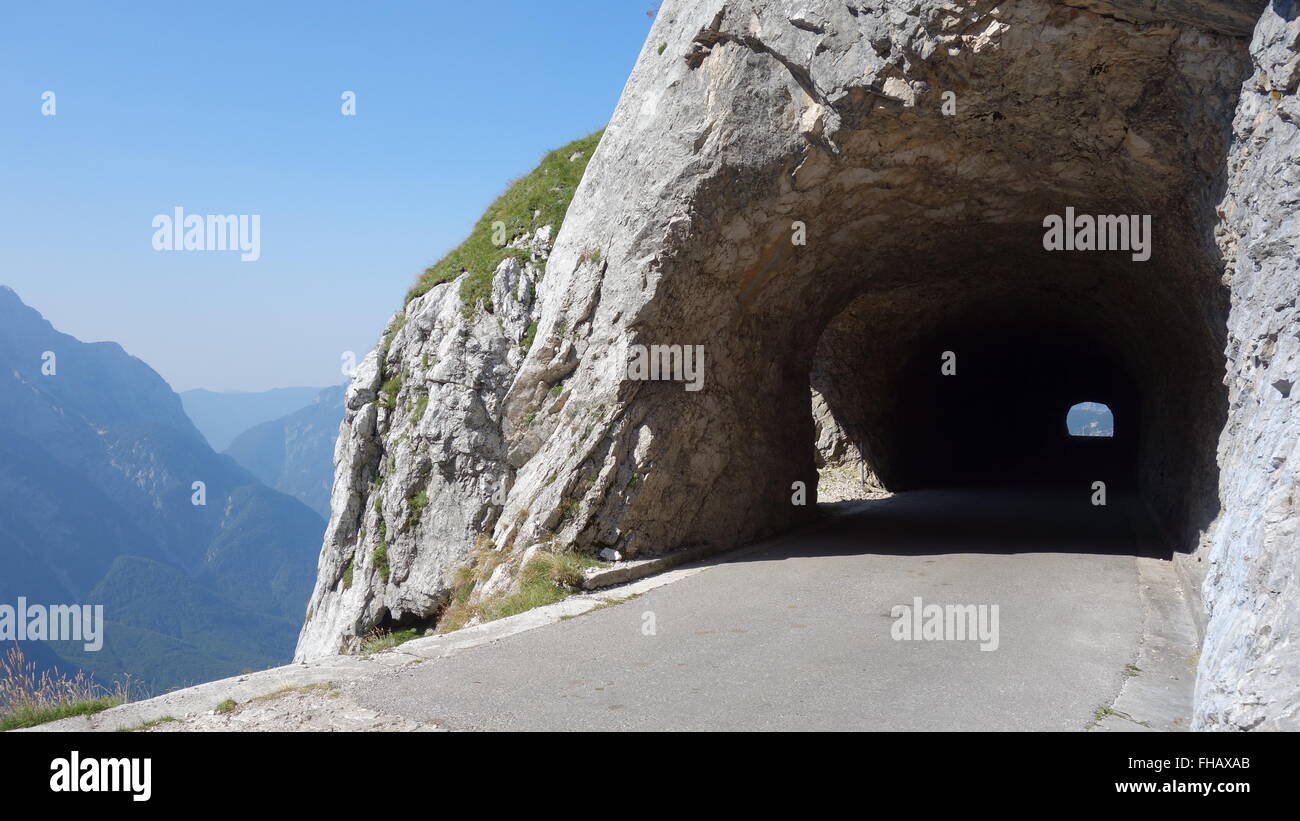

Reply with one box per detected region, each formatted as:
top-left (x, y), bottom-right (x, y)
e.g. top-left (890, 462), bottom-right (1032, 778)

top-left (0, 1), bottom-right (655, 391)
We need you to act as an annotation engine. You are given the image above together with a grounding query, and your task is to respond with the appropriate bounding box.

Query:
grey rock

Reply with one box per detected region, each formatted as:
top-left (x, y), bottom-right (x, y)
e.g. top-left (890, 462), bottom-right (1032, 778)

top-left (296, 238), bottom-right (551, 659)
top-left (1197, 0), bottom-right (1300, 732)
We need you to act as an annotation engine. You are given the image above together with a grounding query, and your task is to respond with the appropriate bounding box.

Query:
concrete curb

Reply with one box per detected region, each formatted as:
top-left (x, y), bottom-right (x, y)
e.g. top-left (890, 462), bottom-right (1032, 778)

top-left (1171, 552), bottom-right (1209, 644)
top-left (1091, 556), bottom-right (1198, 732)
top-left (17, 545), bottom-right (720, 732)
top-left (581, 544), bottom-right (715, 590)
top-left (18, 499), bottom-right (885, 733)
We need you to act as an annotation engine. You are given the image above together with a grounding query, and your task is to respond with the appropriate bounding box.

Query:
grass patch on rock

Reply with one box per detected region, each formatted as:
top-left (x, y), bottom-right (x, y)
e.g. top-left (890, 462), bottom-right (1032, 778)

top-left (378, 372), bottom-right (403, 410)
top-left (437, 544), bottom-right (607, 632)
top-left (1, 696), bottom-right (122, 731)
top-left (373, 542), bottom-right (390, 583)
top-left (116, 715), bottom-right (179, 732)
top-left (405, 131), bottom-right (604, 310)
top-left (359, 629), bottom-right (423, 655)
top-left (405, 489), bottom-right (429, 530)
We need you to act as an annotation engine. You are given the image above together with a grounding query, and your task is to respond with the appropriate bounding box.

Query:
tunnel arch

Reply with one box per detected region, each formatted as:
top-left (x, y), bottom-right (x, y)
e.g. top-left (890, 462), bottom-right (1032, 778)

top-left (497, 0), bottom-right (1249, 567)
top-left (801, 239), bottom-right (1227, 548)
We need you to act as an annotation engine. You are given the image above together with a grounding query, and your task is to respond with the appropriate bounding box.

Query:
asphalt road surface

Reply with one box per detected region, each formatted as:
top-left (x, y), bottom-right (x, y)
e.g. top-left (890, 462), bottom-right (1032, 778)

top-left (356, 488), bottom-right (1148, 731)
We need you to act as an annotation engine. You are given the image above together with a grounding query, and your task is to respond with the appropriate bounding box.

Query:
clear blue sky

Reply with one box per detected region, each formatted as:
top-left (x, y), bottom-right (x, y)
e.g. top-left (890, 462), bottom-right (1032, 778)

top-left (0, 1), bottom-right (655, 392)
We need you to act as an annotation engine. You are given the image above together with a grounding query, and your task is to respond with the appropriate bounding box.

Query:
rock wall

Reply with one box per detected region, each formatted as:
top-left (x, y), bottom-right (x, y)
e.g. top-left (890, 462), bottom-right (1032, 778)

top-left (1197, 0), bottom-right (1299, 731)
top-left (492, 0), bottom-right (1246, 563)
top-left (295, 232), bottom-right (551, 659)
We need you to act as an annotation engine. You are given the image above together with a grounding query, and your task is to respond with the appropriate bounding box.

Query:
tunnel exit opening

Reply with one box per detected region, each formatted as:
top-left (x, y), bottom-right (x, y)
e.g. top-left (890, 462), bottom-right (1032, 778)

top-left (1067, 402), bottom-right (1115, 438)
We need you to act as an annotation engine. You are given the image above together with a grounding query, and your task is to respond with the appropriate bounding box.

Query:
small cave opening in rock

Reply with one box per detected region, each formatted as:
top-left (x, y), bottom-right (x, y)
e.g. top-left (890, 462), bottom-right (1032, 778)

top-left (371, 607), bottom-right (438, 638)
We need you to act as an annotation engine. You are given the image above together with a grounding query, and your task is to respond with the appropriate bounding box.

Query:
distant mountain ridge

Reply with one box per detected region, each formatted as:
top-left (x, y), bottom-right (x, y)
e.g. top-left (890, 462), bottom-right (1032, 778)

top-left (0, 285), bottom-right (325, 693)
top-left (224, 386), bottom-right (345, 518)
top-left (180, 386), bottom-right (330, 452)
top-left (1066, 402), bottom-right (1115, 437)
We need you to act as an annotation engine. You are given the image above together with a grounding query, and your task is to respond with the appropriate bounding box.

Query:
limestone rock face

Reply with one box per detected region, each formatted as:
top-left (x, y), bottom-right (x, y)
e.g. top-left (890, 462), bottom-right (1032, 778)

top-left (1198, 0), bottom-right (1299, 731)
top-left (295, 241), bottom-right (548, 660)
top-left (298, 0), bottom-right (1297, 730)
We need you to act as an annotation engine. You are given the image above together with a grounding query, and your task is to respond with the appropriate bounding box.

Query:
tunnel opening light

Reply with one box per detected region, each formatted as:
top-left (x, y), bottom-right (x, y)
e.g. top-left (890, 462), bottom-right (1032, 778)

top-left (1067, 402), bottom-right (1114, 438)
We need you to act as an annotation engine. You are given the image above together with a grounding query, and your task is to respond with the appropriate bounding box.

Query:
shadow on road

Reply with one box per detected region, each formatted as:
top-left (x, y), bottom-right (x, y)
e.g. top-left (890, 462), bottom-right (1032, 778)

top-left (737, 486), bottom-right (1168, 563)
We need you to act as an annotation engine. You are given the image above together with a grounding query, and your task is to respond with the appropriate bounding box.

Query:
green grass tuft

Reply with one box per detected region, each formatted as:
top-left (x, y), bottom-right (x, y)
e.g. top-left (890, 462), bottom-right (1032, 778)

top-left (1, 698), bottom-right (122, 732)
top-left (480, 549), bottom-right (604, 620)
top-left (117, 715), bottom-right (179, 732)
top-left (406, 489), bottom-right (429, 529)
top-left (374, 542), bottom-right (390, 583)
top-left (406, 131), bottom-right (604, 311)
top-left (378, 373), bottom-right (403, 410)
top-left (360, 629), bottom-right (422, 655)
top-left (435, 544), bottom-right (607, 632)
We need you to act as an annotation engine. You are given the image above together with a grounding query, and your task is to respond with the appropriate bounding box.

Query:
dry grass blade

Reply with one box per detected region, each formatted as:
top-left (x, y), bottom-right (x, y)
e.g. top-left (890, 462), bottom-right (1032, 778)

top-left (0, 643), bottom-right (128, 731)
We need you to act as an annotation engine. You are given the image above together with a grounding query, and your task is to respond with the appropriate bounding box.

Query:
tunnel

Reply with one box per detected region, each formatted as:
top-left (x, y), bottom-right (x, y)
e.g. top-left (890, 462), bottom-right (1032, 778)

top-left (808, 239), bottom-right (1228, 552)
top-left (499, 0), bottom-right (1252, 570)
top-left (607, 5), bottom-right (1251, 560)
top-left (845, 319), bottom-right (1139, 491)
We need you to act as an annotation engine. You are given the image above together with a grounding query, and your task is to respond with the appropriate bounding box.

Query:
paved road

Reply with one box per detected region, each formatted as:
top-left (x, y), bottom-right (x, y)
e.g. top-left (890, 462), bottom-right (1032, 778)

top-left (356, 488), bottom-right (1149, 731)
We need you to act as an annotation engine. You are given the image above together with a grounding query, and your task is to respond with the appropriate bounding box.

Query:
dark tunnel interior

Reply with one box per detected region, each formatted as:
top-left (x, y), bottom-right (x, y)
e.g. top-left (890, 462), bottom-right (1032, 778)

top-left (808, 253), bottom-right (1228, 554)
top-left (881, 322), bottom-right (1140, 492)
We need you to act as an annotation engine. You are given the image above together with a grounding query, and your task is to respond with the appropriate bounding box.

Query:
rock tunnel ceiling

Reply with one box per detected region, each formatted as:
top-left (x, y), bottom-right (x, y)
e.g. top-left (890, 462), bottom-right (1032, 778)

top-left (299, 0), bottom-right (1298, 732)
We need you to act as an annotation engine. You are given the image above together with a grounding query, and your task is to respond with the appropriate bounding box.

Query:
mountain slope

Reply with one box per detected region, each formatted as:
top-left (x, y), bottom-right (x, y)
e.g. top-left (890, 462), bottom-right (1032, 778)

top-left (180, 386), bottom-right (328, 452)
top-left (223, 386), bottom-right (344, 518)
top-left (0, 285), bottom-right (325, 693)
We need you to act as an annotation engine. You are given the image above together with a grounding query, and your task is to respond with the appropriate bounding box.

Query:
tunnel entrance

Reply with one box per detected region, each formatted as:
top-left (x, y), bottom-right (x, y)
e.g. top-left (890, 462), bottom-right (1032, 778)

top-left (500, 0), bottom-right (1248, 571)
top-left (740, 7), bottom-right (1247, 559)
top-left (808, 246), bottom-right (1226, 553)
top-left (873, 321), bottom-right (1138, 491)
